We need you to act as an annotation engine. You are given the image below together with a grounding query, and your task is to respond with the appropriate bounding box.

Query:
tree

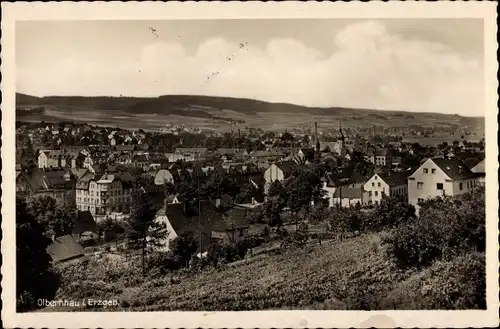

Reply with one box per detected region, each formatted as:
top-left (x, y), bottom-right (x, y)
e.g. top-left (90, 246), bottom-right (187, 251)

top-left (169, 232), bottom-right (199, 268)
top-left (267, 180), bottom-right (285, 199)
top-left (234, 182), bottom-right (256, 204)
top-left (27, 196), bottom-right (75, 238)
top-left (264, 196), bottom-right (285, 227)
top-left (125, 188), bottom-right (167, 276)
top-left (285, 169), bottom-right (325, 214)
top-left (367, 194), bottom-right (416, 231)
top-left (16, 197), bottom-right (58, 311)
top-left (385, 185), bottom-right (485, 269)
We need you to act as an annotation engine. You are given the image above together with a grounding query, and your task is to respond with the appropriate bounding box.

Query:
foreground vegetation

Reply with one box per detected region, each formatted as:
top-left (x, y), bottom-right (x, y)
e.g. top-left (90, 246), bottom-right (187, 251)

top-left (20, 184), bottom-right (486, 311)
top-left (47, 229), bottom-right (484, 311)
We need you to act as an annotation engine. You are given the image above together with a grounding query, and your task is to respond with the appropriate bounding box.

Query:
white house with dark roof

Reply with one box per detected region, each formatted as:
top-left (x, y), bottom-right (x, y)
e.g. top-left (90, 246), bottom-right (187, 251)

top-left (408, 158), bottom-right (480, 215)
top-left (363, 170), bottom-right (412, 204)
top-left (331, 186), bottom-right (369, 208)
top-left (471, 159), bottom-right (485, 185)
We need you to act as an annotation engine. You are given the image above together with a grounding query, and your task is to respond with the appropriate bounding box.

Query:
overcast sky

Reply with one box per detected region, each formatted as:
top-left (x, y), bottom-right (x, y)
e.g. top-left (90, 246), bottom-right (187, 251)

top-left (16, 19), bottom-right (484, 116)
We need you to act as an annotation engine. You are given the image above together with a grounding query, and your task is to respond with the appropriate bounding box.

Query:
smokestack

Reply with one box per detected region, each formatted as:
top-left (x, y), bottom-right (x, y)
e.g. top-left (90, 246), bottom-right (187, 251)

top-left (314, 122), bottom-right (318, 140)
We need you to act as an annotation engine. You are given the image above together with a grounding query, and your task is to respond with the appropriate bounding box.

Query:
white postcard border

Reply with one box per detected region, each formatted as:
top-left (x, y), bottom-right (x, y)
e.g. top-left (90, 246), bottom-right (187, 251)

top-left (1, 2), bottom-right (498, 328)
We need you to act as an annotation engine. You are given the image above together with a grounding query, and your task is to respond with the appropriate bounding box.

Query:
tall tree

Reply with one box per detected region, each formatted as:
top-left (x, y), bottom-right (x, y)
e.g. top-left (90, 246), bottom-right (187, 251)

top-left (16, 197), bottom-right (57, 311)
top-left (169, 232), bottom-right (199, 268)
top-left (27, 196), bottom-right (75, 238)
top-left (125, 188), bottom-right (167, 276)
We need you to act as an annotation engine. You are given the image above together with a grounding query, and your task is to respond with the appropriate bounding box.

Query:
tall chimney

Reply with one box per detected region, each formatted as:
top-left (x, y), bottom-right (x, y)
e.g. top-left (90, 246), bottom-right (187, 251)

top-left (314, 122), bottom-right (318, 141)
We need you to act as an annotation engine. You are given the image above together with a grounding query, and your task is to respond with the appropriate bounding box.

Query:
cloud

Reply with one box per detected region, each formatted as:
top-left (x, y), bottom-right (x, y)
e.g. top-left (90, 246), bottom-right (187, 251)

top-left (17, 21), bottom-right (483, 116)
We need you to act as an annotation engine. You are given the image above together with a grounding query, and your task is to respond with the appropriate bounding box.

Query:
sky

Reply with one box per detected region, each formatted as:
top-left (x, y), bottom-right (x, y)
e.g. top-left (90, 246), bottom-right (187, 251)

top-left (16, 19), bottom-right (484, 116)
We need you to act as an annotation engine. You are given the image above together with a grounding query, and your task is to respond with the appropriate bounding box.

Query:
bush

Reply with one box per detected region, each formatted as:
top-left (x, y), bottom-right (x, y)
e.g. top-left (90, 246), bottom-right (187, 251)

top-left (420, 252), bottom-right (486, 309)
top-left (146, 251), bottom-right (181, 275)
top-left (384, 186), bottom-right (485, 269)
top-left (366, 194), bottom-right (416, 231)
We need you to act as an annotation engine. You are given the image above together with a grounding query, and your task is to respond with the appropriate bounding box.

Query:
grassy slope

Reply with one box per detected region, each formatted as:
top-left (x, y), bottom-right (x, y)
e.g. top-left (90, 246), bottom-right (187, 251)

top-left (46, 233), bottom-right (404, 311)
top-left (16, 93), bottom-right (485, 132)
top-left (43, 231), bottom-right (484, 312)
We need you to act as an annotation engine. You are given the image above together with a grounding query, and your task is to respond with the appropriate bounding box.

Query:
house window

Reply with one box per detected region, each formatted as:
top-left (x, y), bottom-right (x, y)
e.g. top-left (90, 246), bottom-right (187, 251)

top-left (369, 191), bottom-right (372, 197)
top-left (372, 182), bottom-right (375, 187)
top-left (459, 182), bottom-right (463, 190)
top-left (423, 168), bottom-right (428, 174)
top-left (437, 183), bottom-right (443, 190)
top-left (417, 198), bottom-right (424, 204)
top-left (377, 182), bottom-right (381, 187)
top-left (417, 182), bottom-right (423, 189)
top-left (374, 191), bottom-right (378, 197)
top-left (431, 169), bottom-right (436, 174)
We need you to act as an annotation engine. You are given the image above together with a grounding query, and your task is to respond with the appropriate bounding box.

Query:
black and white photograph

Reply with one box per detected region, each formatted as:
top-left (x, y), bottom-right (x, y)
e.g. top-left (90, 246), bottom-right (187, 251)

top-left (2, 2), bottom-right (499, 328)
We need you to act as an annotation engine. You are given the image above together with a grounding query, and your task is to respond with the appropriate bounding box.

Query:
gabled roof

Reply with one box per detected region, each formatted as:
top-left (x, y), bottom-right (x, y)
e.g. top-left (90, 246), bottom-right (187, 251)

top-left (471, 159), bottom-right (485, 174)
top-left (333, 186), bottom-right (364, 199)
top-left (348, 171), bottom-right (369, 184)
top-left (76, 172), bottom-right (95, 189)
top-left (46, 235), bottom-right (85, 263)
top-left (462, 157), bottom-right (481, 170)
top-left (28, 169), bottom-right (72, 191)
top-left (431, 158), bottom-right (477, 180)
top-left (73, 211), bottom-right (97, 235)
top-left (299, 148), bottom-right (316, 160)
top-left (160, 201), bottom-right (222, 252)
top-left (212, 208), bottom-right (250, 232)
top-left (377, 171), bottom-right (412, 187)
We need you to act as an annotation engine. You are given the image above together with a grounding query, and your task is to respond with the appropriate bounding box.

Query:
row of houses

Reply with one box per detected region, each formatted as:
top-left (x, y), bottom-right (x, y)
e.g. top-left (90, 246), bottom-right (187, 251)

top-left (264, 157), bottom-right (486, 214)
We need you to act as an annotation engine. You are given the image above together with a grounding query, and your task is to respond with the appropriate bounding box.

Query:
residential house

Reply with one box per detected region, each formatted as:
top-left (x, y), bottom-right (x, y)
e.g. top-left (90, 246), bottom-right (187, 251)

top-left (211, 207), bottom-right (250, 244)
top-left (175, 148), bottom-right (208, 161)
top-left (133, 154), bottom-right (150, 171)
top-left (297, 148), bottom-right (316, 163)
top-left (331, 186), bottom-right (368, 208)
top-left (363, 171), bottom-right (412, 204)
top-left (38, 150), bottom-right (63, 169)
top-left (408, 158), bottom-right (480, 215)
top-left (365, 148), bottom-right (392, 167)
top-left (76, 172), bottom-right (134, 217)
top-left (155, 201), bottom-right (221, 253)
top-left (263, 162), bottom-right (298, 185)
top-left (321, 172), bottom-right (338, 208)
top-left (17, 169), bottom-right (76, 207)
top-left (83, 153), bottom-right (108, 170)
top-left (46, 235), bottom-right (86, 263)
top-left (471, 159), bottom-right (485, 185)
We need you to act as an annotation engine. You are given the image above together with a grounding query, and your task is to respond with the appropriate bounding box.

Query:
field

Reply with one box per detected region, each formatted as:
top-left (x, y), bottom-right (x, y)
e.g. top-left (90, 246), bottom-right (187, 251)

top-left (16, 93), bottom-right (485, 133)
top-left (39, 231), bottom-right (484, 312)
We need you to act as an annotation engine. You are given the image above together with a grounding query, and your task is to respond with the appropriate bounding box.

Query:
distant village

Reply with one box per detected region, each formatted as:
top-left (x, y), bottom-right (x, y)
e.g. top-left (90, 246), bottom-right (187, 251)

top-left (15, 119), bottom-right (485, 264)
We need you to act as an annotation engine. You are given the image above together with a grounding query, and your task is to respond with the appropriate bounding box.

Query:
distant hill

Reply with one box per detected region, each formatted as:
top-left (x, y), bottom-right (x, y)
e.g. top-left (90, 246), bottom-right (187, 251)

top-left (15, 93), bottom-right (485, 132)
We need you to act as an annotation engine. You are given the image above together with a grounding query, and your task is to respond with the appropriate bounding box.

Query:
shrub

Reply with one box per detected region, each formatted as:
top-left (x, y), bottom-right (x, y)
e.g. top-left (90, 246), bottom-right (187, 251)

top-left (420, 252), bottom-right (486, 309)
top-left (146, 251), bottom-right (181, 275)
top-left (384, 186), bottom-right (485, 269)
top-left (366, 194), bottom-right (416, 231)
